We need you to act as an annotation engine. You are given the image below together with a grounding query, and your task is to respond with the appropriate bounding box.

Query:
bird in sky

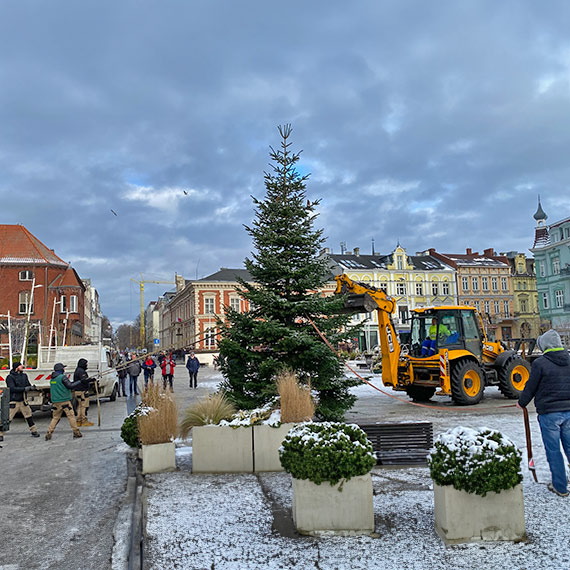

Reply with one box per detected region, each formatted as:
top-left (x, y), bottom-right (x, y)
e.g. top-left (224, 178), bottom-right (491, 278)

top-left (183, 190), bottom-right (188, 195)
top-left (111, 209), bottom-right (118, 216)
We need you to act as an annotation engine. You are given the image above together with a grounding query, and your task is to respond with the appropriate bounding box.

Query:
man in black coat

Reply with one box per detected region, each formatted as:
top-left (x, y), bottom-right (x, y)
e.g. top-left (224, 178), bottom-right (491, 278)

top-left (73, 358), bottom-right (95, 427)
top-left (0, 362), bottom-right (40, 441)
top-left (518, 329), bottom-right (570, 497)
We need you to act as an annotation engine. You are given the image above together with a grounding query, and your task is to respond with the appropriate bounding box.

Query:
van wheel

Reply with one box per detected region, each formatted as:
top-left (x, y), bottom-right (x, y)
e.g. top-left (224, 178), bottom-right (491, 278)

top-left (451, 361), bottom-right (485, 405)
top-left (405, 385), bottom-right (436, 402)
top-left (109, 385), bottom-right (117, 402)
top-left (498, 358), bottom-right (530, 399)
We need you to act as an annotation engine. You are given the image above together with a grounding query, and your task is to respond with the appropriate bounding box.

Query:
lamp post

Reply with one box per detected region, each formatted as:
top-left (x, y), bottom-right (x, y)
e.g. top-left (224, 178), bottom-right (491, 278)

top-left (48, 298), bottom-right (63, 352)
top-left (21, 279), bottom-right (43, 364)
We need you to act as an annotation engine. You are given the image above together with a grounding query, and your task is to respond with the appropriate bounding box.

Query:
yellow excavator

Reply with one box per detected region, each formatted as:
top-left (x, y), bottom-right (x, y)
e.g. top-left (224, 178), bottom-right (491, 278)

top-left (335, 274), bottom-right (531, 405)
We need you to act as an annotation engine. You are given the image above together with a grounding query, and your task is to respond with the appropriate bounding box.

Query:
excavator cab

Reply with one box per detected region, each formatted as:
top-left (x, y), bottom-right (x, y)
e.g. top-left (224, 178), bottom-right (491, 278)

top-left (409, 308), bottom-right (483, 359)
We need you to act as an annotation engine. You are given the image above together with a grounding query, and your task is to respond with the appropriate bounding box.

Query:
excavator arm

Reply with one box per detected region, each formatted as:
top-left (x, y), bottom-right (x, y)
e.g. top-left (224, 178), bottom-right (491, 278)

top-left (334, 274), bottom-right (401, 386)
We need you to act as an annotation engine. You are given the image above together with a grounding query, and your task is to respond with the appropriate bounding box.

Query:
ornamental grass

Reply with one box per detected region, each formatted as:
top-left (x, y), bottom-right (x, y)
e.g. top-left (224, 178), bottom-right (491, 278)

top-left (179, 392), bottom-right (237, 439)
top-left (137, 384), bottom-right (178, 445)
top-left (276, 370), bottom-right (315, 423)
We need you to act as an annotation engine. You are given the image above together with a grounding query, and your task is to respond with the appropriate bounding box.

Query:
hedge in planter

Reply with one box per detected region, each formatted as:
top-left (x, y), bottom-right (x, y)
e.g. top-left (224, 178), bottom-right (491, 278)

top-left (428, 426), bottom-right (523, 496)
top-left (279, 422), bottom-right (376, 486)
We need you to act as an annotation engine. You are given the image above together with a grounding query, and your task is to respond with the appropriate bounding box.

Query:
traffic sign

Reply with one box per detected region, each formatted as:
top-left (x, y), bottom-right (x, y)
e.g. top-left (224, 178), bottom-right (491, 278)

top-left (154, 338), bottom-right (160, 345)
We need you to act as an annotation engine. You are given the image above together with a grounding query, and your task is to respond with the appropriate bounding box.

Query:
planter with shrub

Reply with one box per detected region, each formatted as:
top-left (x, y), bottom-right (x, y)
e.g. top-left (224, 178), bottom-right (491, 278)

top-left (279, 422), bottom-right (376, 536)
top-left (428, 426), bottom-right (525, 544)
top-left (184, 372), bottom-right (315, 473)
top-left (138, 385), bottom-right (178, 474)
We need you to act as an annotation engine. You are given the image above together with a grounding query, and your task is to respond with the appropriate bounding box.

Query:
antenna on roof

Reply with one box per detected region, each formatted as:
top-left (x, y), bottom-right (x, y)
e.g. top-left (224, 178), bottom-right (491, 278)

top-left (340, 241), bottom-right (346, 254)
top-left (371, 238), bottom-right (375, 255)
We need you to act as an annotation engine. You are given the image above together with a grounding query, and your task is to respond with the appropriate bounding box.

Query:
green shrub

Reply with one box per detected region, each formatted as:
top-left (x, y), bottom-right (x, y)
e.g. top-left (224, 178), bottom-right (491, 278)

top-left (428, 426), bottom-right (522, 497)
top-left (121, 410), bottom-right (141, 448)
top-left (279, 422), bottom-right (376, 486)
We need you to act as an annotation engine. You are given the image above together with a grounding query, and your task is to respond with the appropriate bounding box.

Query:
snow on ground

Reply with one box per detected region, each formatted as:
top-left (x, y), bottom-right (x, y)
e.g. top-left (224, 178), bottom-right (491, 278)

top-left (143, 372), bottom-right (570, 569)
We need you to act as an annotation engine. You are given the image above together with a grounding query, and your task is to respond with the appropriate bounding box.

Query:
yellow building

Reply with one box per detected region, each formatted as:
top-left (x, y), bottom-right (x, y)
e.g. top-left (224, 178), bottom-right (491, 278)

top-left (327, 245), bottom-right (457, 349)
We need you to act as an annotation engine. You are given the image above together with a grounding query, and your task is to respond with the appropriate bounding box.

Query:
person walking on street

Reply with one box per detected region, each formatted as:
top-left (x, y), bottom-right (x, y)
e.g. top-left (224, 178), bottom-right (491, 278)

top-left (160, 354), bottom-right (176, 392)
top-left (45, 363), bottom-right (83, 440)
top-left (127, 358), bottom-right (142, 396)
top-left (142, 355), bottom-right (157, 389)
top-left (186, 352), bottom-right (200, 389)
top-left (73, 358), bottom-right (95, 427)
top-left (117, 365), bottom-right (128, 397)
top-left (518, 329), bottom-right (570, 497)
top-left (0, 362), bottom-right (40, 441)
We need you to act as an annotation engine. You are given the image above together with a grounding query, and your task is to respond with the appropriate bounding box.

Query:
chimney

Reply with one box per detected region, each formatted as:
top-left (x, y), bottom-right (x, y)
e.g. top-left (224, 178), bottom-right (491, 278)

top-left (354, 247), bottom-right (360, 257)
top-left (175, 273), bottom-right (185, 292)
top-left (466, 248), bottom-right (472, 255)
top-left (483, 248), bottom-right (495, 257)
top-left (319, 247), bottom-right (331, 255)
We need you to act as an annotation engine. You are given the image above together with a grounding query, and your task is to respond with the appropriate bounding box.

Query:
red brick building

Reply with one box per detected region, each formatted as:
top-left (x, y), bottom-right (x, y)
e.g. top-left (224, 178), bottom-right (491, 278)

top-left (0, 225), bottom-right (85, 358)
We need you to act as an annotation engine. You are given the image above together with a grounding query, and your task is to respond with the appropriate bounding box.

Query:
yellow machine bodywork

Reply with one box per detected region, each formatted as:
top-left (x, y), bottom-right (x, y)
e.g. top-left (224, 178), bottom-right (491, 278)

top-left (335, 274), bottom-right (530, 405)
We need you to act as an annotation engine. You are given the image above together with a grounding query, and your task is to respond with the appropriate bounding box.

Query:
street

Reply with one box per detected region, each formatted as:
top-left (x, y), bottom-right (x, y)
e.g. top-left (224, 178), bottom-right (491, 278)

top-left (0, 361), bottom-right (537, 569)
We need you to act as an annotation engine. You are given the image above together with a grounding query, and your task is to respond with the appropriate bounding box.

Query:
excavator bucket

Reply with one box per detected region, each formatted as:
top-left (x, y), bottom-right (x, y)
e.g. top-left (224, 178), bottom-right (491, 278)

top-left (338, 293), bottom-right (379, 314)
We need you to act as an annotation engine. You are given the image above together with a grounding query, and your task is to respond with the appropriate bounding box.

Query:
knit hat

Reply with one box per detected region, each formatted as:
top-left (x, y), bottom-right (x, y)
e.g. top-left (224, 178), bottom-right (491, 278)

top-left (12, 361), bottom-right (22, 371)
top-left (537, 329), bottom-right (563, 352)
top-left (53, 362), bottom-right (67, 372)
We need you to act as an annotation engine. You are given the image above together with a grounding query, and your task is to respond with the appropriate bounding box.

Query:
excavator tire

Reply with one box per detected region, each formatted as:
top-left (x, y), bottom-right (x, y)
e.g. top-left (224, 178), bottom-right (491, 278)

top-left (405, 385), bottom-right (436, 402)
top-left (498, 358), bottom-right (531, 399)
top-left (450, 360), bottom-right (485, 405)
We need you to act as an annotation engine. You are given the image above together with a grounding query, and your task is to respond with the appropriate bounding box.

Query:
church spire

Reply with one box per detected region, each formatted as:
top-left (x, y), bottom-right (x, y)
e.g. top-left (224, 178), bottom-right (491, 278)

top-left (533, 195), bottom-right (547, 222)
top-left (532, 195), bottom-right (550, 249)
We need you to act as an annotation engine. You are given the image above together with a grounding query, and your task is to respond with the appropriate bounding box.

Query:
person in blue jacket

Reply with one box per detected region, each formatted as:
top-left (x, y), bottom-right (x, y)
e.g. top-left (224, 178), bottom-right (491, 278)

top-left (518, 329), bottom-right (570, 497)
top-left (185, 352), bottom-right (200, 389)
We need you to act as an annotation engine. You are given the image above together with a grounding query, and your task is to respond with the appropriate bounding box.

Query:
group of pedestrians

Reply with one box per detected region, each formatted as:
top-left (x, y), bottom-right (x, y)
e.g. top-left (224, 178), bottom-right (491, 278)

top-left (0, 358), bottom-right (97, 442)
top-left (116, 350), bottom-right (201, 396)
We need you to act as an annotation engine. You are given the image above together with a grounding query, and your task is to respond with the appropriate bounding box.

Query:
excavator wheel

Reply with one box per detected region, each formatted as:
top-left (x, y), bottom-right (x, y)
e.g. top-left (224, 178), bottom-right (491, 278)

top-left (405, 385), bottom-right (436, 402)
top-left (450, 360), bottom-right (485, 405)
top-left (498, 358), bottom-right (531, 399)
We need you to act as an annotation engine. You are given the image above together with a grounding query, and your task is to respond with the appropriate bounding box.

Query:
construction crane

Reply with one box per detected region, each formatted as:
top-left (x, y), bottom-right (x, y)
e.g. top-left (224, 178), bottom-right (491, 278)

top-left (130, 274), bottom-right (176, 347)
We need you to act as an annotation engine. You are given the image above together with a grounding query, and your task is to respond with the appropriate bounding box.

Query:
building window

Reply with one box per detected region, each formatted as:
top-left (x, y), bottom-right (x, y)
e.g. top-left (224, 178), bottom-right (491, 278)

top-left (19, 291), bottom-right (33, 314)
top-left (415, 282), bottom-right (423, 296)
top-left (204, 297), bottom-right (215, 314)
top-left (398, 306), bottom-right (408, 323)
top-left (474, 301), bottom-right (480, 311)
top-left (539, 262), bottom-right (545, 277)
top-left (553, 258), bottom-right (560, 275)
top-left (542, 292), bottom-right (549, 310)
top-left (501, 277), bottom-right (508, 291)
top-left (494, 300), bottom-right (500, 314)
top-left (484, 300), bottom-right (490, 314)
top-left (462, 277), bottom-right (469, 292)
top-left (471, 277), bottom-right (479, 292)
top-left (397, 257), bottom-right (403, 270)
top-left (555, 290), bottom-right (564, 308)
top-left (379, 281), bottom-right (388, 293)
top-left (19, 270), bottom-right (34, 281)
top-left (432, 281), bottom-right (438, 296)
top-left (565, 227), bottom-right (570, 239)
top-left (230, 297), bottom-right (240, 312)
top-left (481, 277), bottom-right (489, 291)
top-left (396, 281), bottom-right (406, 296)
top-left (70, 295), bottom-right (78, 313)
top-left (523, 282), bottom-right (527, 290)
top-left (503, 301), bottom-right (510, 317)
top-left (491, 277), bottom-right (498, 292)
top-left (204, 328), bottom-right (217, 349)
top-left (60, 295), bottom-right (67, 313)
top-left (442, 281), bottom-right (450, 295)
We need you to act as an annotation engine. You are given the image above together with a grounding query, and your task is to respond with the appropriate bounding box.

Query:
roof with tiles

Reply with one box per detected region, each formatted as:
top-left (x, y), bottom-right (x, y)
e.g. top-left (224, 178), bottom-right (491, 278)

top-left (199, 268), bottom-right (253, 282)
top-left (0, 224), bottom-right (68, 266)
top-left (329, 253), bottom-right (454, 272)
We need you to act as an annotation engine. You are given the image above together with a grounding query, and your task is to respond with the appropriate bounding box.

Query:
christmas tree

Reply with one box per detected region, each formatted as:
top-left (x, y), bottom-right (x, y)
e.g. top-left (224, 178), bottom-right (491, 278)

top-left (217, 125), bottom-right (358, 421)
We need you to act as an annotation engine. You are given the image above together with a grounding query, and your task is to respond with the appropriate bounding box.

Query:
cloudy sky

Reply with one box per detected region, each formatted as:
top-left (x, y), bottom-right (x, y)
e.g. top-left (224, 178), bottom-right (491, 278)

top-left (1, 1), bottom-right (570, 326)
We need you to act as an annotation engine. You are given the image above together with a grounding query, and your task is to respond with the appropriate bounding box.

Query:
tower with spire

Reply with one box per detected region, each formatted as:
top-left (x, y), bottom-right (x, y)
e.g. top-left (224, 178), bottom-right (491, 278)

top-left (532, 196), bottom-right (550, 249)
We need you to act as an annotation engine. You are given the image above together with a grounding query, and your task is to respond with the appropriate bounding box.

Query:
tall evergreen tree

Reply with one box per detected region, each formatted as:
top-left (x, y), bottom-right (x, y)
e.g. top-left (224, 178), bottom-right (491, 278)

top-left (217, 125), bottom-right (358, 421)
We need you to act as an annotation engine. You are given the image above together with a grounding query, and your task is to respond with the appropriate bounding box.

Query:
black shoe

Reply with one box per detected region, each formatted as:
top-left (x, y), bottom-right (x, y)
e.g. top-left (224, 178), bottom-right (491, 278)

top-left (31, 432), bottom-right (40, 438)
top-left (0, 435), bottom-right (4, 442)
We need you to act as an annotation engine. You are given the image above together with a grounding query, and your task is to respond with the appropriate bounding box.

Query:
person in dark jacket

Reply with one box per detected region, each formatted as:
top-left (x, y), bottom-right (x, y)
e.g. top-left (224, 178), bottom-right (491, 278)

top-left (185, 352), bottom-right (200, 389)
top-left (127, 358), bottom-right (142, 396)
top-left (116, 364), bottom-right (128, 397)
top-left (73, 358), bottom-right (95, 427)
top-left (518, 329), bottom-right (570, 497)
top-left (0, 362), bottom-right (40, 441)
top-left (45, 363), bottom-right (83, 440)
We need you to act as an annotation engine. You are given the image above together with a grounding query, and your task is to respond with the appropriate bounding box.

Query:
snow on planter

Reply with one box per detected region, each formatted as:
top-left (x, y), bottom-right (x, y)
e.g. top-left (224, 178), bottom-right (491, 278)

top-left (428, 426), bottom-right (525, 543)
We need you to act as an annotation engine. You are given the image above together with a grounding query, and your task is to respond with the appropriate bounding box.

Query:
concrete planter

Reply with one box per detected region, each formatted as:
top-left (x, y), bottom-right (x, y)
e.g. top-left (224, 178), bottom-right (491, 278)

top-left (192, 426), bottom-right (253, 473)
top-left (292, 473), bottom-right (374, 536)
top-left (253, 423), bottom-right (295, 472)
top-left (141, 442), bottom-right (176, 474)
top-left (434, 483), bottom-right (525, 544)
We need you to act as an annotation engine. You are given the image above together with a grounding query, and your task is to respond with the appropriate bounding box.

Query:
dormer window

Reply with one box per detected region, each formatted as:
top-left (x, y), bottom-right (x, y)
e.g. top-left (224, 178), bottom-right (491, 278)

top-left (19, 270), bottom-right (34, 281)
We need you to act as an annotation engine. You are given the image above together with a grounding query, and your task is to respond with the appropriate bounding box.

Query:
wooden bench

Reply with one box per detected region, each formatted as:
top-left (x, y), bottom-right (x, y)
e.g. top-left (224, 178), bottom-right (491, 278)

top-left (357, 422), bottom-right (433, 466)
